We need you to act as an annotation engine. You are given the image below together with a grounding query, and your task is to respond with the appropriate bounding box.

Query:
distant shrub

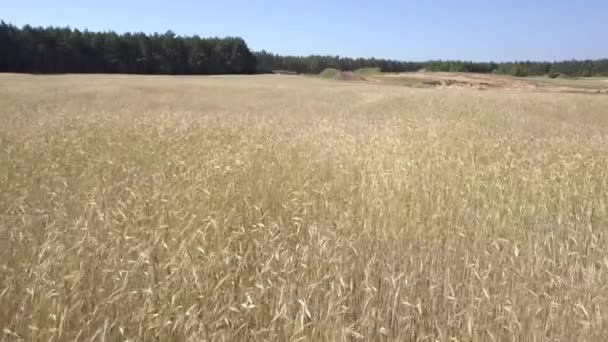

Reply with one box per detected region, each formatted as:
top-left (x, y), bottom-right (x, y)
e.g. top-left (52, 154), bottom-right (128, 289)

top-left (549, 72), bottom-right (573, 79)
top-left (354, 67), bottom-right (382, 75)
top-left (319, 68), bottom-right (339, 78)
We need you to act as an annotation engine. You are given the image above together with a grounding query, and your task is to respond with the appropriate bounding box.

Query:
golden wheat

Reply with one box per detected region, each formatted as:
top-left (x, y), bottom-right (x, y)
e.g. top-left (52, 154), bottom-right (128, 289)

top-left (1, 74), bottom-right (608, 341)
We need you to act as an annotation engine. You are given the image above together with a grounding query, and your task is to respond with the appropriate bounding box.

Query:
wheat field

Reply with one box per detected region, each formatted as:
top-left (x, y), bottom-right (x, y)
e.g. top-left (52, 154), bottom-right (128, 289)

top-left (1, 74), bottom-right (608, 341)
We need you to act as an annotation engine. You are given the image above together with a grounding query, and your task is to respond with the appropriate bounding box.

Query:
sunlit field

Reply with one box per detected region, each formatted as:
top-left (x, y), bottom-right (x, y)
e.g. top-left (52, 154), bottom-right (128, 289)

top-left (2, 74), bottom-right (608, 341)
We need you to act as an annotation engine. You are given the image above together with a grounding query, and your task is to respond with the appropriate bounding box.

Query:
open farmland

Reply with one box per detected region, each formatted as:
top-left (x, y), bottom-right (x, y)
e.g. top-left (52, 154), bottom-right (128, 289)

top-left (2, 73), bottom-right (608, 341)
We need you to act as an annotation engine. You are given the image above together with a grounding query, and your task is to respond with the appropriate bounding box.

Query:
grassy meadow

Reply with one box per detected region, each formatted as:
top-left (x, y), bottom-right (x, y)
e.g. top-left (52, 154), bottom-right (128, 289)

top-left (1, 74), bottom-right (608, 341)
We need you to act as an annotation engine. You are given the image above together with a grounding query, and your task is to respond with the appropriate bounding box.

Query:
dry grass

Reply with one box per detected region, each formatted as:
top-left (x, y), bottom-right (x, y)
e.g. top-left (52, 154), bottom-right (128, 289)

top-left (1, 74), bottom-right (608, 341)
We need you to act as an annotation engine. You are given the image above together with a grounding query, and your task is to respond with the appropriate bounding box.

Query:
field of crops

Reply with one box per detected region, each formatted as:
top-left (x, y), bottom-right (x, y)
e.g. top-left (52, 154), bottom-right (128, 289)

top-left (2, 74), bottom-right (608, 341)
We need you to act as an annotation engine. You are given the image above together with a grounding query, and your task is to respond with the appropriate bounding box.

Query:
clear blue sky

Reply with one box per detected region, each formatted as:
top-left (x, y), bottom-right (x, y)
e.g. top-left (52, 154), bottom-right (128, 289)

top-left (2, 0), bottom-right (607, 62)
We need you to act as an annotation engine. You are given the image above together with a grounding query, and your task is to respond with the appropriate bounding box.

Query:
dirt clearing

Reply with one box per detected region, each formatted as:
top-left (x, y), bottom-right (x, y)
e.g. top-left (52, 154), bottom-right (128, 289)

top-left (364, 71), bottom-right (608, 94)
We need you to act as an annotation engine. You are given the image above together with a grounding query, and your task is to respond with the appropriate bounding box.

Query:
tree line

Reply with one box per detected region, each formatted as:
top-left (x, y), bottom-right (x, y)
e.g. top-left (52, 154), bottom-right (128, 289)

top-left (0, 21), bottom-right (256, 74)
top-left (257, 51), bottom-right (608, 77)
top-left (2, 22), bottom-right (607, 77)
